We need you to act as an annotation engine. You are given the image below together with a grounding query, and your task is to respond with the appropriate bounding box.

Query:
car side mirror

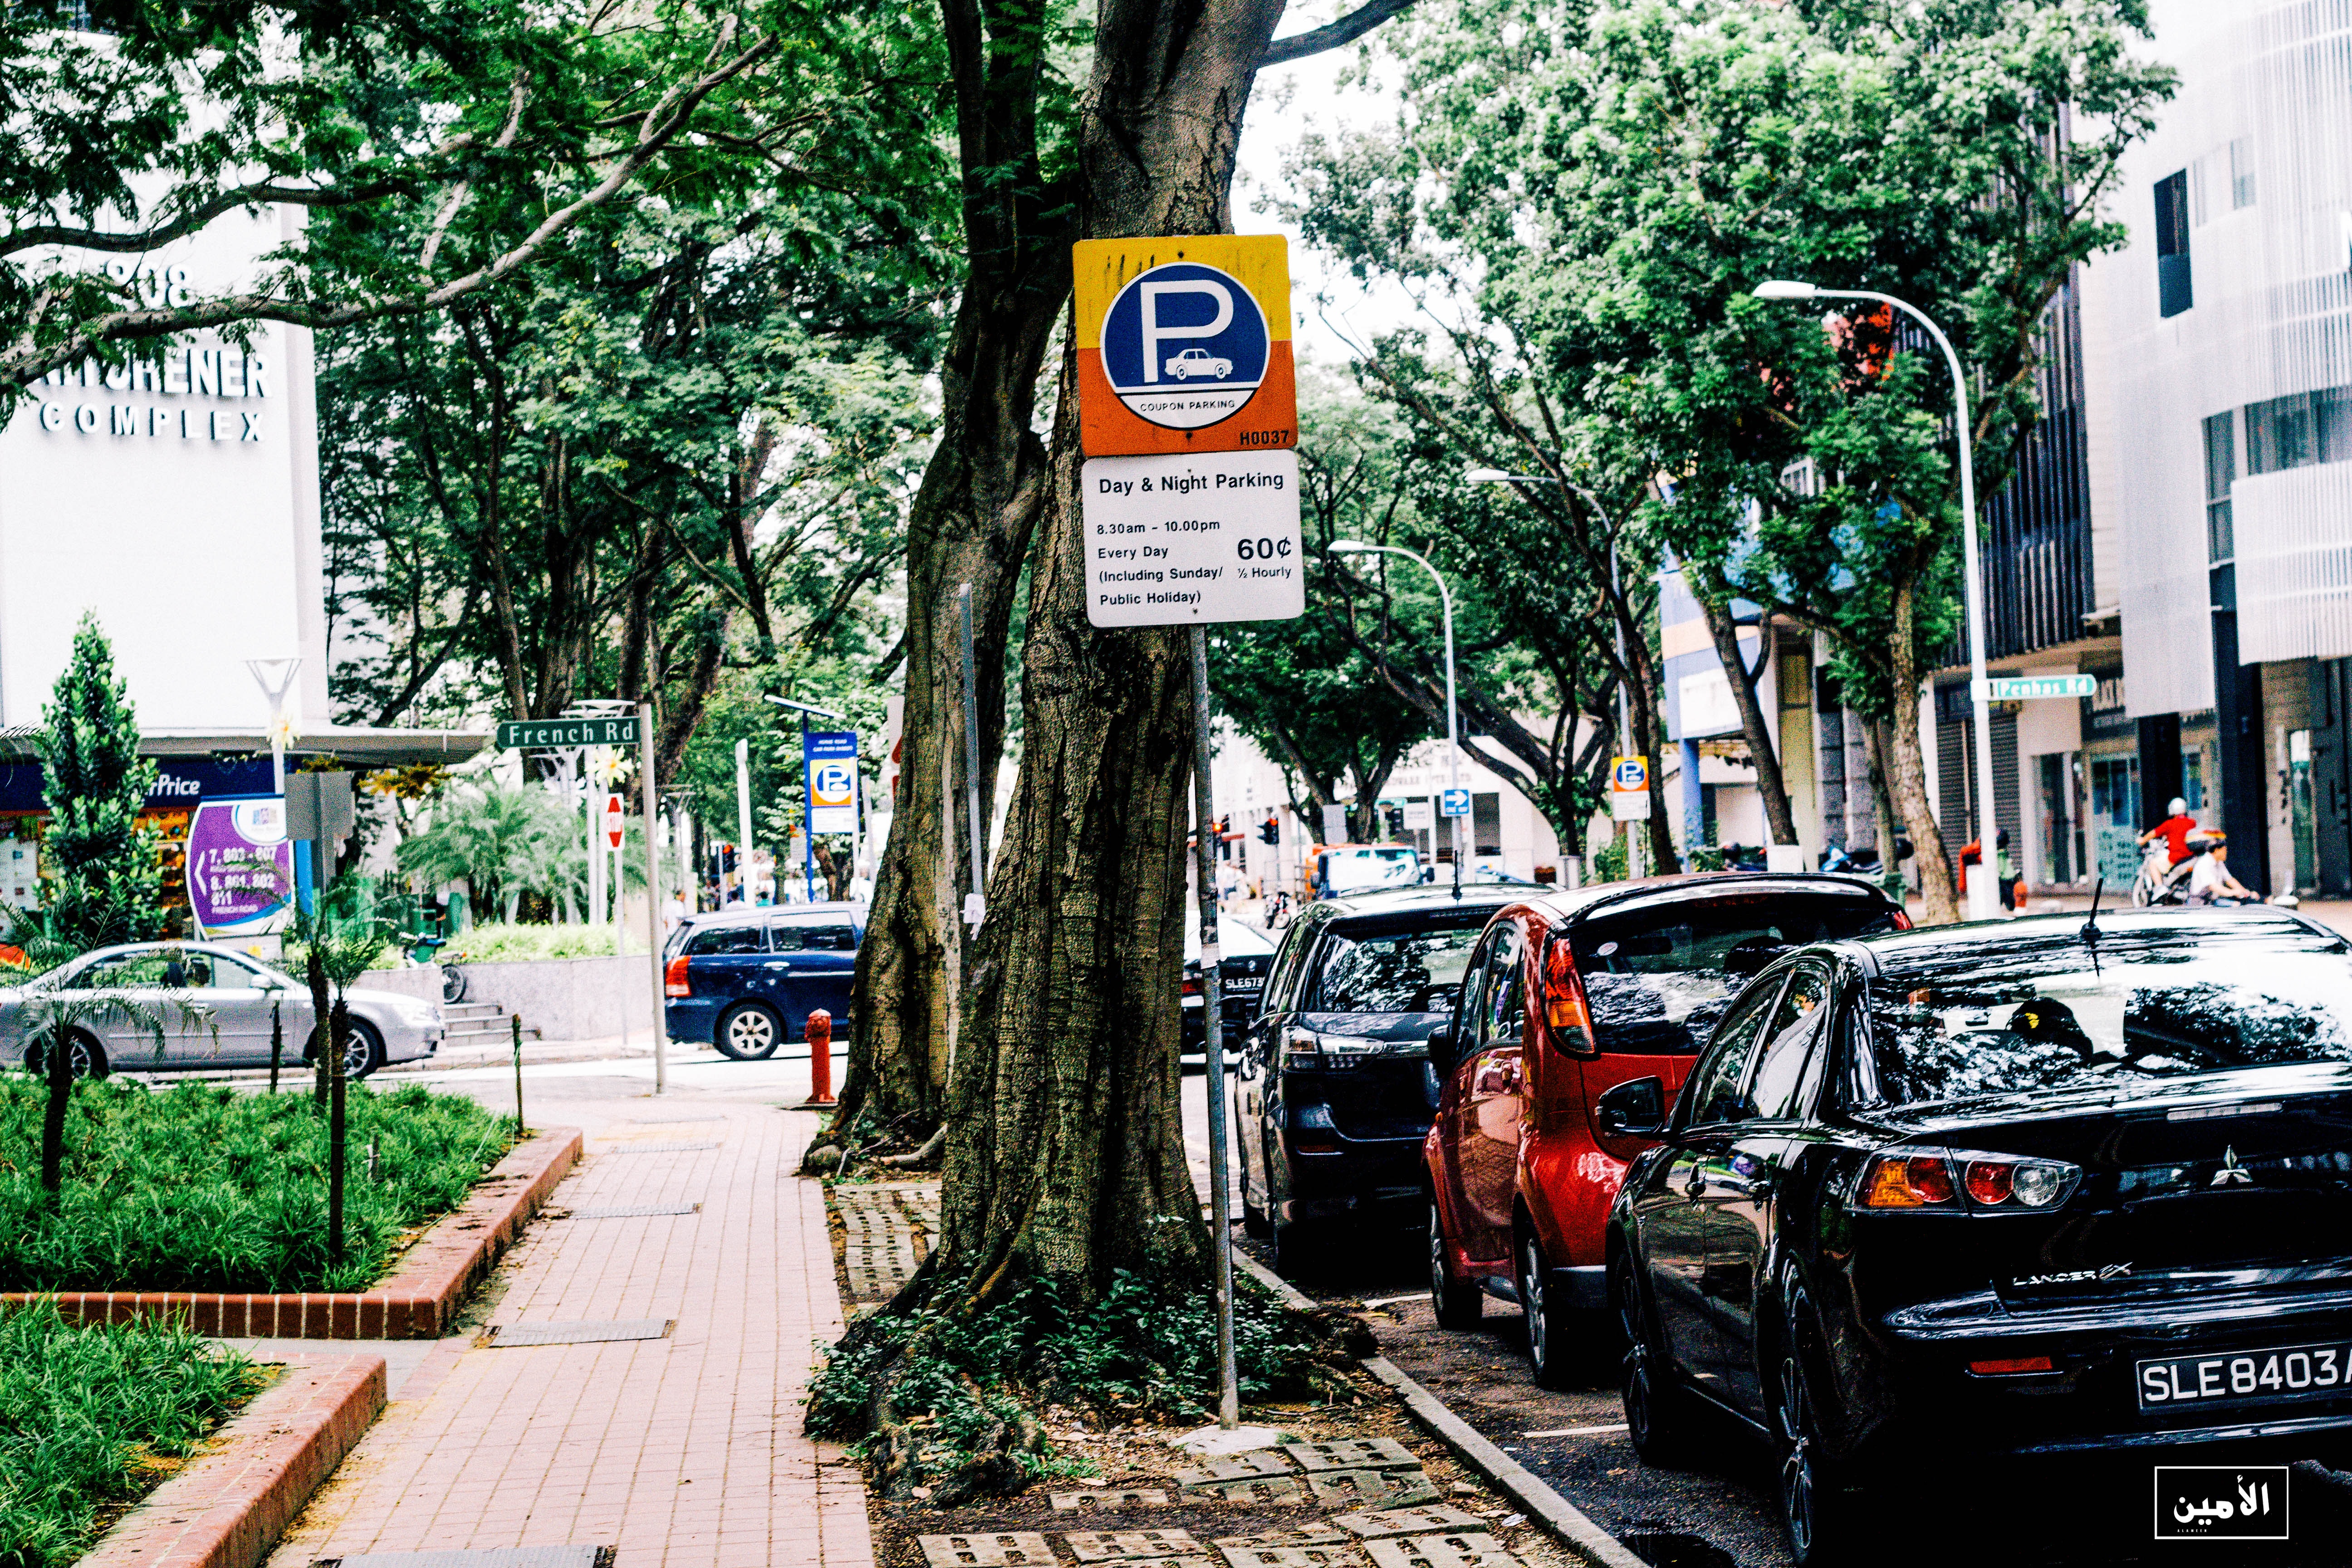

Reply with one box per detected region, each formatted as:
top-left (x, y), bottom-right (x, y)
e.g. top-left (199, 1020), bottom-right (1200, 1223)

top-left (1425, 1019), bottom-right (1456, 1067)
top-left (1596, 1076), bottom-right (1667, 1138)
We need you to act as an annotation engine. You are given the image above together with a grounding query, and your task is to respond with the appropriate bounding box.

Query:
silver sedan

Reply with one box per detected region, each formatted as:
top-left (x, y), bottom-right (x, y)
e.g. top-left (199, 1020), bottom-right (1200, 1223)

top-left (0, 942), bottom-right (443, 1079)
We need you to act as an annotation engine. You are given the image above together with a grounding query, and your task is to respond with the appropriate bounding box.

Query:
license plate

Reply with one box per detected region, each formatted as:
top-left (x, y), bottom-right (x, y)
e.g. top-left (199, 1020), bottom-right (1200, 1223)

top-left (1225, 977), bottom-right (1263, 992)
top-left (2136, 1340), bottom-right (2352, 1411)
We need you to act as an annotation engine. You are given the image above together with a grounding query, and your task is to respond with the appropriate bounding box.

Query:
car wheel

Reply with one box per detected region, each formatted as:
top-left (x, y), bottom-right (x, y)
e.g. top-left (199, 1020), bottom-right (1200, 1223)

top-left (1615, 1249), bottom-right (1694, 1466)
top-left (1774, 1291), bottom-right (1865, 1566)
top-left (25, 1031), bottom-right (108, 1080)
top-left (1429, 1198), bottom-right (1482, 1328)
top-left (342, 1019), bottom-right (387, 1081)
top-left (1516, 1225), bottom-right (1579, 1388)
top-left (715, 1003), bottom-right (783, 1061)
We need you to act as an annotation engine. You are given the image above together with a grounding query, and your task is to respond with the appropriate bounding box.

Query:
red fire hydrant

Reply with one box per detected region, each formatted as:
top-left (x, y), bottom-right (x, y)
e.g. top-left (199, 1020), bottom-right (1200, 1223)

top-left (802, 1009), bottom-right (837, 1107)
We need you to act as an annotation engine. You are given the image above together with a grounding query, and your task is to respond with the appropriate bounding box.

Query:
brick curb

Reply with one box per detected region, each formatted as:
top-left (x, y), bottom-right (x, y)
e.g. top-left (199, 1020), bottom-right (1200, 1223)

top-left (1230, 1247), bottom-right (1646, 1568)
top-left (6, 1126), bottom-right (583, 1338)
top-left (78, 1351), bottom-right (387, 1568)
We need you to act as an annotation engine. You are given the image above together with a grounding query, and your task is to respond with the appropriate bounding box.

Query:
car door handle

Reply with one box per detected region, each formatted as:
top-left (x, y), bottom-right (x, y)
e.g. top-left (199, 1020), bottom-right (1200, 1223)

top-left (764, 961), bottom-right (792, 971)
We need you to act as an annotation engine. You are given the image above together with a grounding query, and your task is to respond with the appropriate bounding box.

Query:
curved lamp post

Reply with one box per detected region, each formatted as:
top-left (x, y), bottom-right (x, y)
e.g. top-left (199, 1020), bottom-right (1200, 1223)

top-left (1753, 279), bottom-right (1994, 920)
top-left (1332, 540), bottom-right (1464, 898)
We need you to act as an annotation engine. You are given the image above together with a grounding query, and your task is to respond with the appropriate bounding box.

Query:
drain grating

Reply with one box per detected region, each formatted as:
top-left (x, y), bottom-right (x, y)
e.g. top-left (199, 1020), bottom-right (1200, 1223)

top-left (316, 1552), bottom-right (614, 1568)
top-left (487, 1319), bottom-right (672, 1347)
top-left (565, 1202), bottom-right (701, 1219)
top-left (599, 1140), bottom-right (720, 1153)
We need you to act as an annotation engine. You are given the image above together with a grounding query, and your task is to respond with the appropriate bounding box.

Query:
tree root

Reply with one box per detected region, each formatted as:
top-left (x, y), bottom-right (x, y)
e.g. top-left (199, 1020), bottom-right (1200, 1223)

top-left (876, 1124), bottom-right (946, 1170)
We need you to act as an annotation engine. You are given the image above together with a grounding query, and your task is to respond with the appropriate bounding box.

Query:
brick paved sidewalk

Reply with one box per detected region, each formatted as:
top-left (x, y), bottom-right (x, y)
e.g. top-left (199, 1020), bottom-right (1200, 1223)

top-left (264, 1092), bottom-right (872, 1568)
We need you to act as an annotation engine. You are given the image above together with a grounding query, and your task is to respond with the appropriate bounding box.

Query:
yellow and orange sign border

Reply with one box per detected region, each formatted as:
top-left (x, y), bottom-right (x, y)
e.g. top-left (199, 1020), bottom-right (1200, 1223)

top-left (1072, 235), bottom-right (1295, 458)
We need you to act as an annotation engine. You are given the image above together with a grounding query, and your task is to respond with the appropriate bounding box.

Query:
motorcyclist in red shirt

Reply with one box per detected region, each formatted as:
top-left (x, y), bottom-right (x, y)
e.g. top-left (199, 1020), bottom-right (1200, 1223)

top-left (2139, 797), bottom-right (2200, 866)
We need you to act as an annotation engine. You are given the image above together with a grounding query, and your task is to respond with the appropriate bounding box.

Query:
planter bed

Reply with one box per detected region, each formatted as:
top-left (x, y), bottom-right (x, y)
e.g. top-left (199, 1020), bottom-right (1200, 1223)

top-left (0, 1081), bottom-right (581, 1336)
top-left (0, 1300), bottom-right (272, 1568)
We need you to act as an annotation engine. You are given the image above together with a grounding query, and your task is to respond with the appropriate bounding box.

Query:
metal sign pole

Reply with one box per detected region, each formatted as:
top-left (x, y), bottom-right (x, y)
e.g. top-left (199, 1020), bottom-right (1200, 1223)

top-left (958, 584), bottom-right (985, 926)
top-left (641, 702), bottom-right (665, 1095)
top-left (801, 711), bottom-right (817, 903)
top-left (1189, 627), bottom-right (1239, 1430)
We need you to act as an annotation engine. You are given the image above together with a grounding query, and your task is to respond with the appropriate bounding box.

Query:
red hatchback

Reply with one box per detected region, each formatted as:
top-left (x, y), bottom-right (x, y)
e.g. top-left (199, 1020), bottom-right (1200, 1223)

top-left (1424, 875), bottom-right (1906, 1386)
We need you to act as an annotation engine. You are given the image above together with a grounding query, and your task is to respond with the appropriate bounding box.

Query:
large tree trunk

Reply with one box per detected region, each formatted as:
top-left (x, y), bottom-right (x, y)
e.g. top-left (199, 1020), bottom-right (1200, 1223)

top-left (1888, 580), bottom-right (1958, 922)
top-left (1695, 583), bottom-right (1797, 847)
top-left (931, 0), bottom-right (1289, 1304)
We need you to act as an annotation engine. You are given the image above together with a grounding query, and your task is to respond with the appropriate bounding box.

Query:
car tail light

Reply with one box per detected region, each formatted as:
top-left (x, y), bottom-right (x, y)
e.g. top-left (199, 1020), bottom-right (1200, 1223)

top-left (1890, 909), bottom-right (1914, 931)
top-left (664, 955), bottom-right (691, 998)
top-left (1861, 1153), bottom-right (1957, 1208)
top-left (1182, 972), bottom-right (1202, 997)
top-left (1858, 1147), bottom-right (2081, 1211)
top-left (1543, 937), bottom-right (1597, 1055)
top-left (1969, 1355), bottom-right (2053, 1376)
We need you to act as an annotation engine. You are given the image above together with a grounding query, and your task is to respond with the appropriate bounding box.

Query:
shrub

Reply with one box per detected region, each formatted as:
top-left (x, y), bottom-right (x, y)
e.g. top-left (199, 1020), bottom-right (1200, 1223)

top-left (0, 1298), bottom-right (261, 1568)
top-left (0, 1078), bottom-right (514, 1293)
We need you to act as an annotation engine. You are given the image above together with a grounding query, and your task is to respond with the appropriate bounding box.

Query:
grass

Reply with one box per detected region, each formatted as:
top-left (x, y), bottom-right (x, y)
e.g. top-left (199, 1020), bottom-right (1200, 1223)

top-left (0, 1078), bottom-right (517, 1294)
top-left (0, 1298), bottom-right (263, 1568)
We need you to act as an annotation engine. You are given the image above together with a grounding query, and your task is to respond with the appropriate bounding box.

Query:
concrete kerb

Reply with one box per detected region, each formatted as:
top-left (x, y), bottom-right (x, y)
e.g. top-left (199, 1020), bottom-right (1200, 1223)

top-left (76, 1351), bottom-right (387, 1568)
top-left (1230, 1247), bottom-right (1647, 1568)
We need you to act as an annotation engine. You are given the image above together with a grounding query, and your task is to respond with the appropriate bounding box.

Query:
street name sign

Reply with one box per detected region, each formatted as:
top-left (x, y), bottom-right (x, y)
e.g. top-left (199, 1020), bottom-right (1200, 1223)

top-left (804, 730), bottom-right (858, 835)
top-left (497, 715), bottom-right (639, 749)
top-left (1440, 786), bottom-right (1472, 819)
top-left (1083, 450), bottom-right (1303, 627)
top-left (1974, 673), bottom-right (2097, 701)
top-left (1073, 235), bottom-right (1294, 457)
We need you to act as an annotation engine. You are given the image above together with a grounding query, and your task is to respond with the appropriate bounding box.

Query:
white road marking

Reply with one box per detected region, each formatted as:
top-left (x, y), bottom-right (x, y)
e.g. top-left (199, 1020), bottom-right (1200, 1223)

top-left (1524, 1424), bottom-right (1630, 1438)
top-left (1360, 1293), bottom-right (1425, 1308)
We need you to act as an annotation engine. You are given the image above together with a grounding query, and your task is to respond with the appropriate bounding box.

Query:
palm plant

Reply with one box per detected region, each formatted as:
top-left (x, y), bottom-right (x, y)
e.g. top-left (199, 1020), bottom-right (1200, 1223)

top-left (289, 879), bottom-right (396, 1263)
top-left (396, 784), bottom-right (573, 921)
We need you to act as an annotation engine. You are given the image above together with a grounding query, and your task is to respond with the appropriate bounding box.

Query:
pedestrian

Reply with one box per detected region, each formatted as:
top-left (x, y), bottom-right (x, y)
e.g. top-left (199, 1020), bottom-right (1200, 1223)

top-left (1995, 828), bottom-right (2016, 911)
top-left (662, 890), bottom-right (687, 940)
top-left (2186, 839), bottom-right (2256, 905)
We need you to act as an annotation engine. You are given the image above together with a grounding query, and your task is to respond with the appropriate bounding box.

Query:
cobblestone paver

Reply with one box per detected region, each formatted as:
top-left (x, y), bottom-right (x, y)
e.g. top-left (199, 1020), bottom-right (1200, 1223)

top-left (832, 1181), bottom-right (940, 1307)
top-left (265, 1093), bottom-right (871, 1568)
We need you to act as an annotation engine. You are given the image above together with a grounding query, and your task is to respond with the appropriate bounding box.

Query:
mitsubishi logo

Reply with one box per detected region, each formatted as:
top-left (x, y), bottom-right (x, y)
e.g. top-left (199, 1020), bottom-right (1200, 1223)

top-left (2211, 1146), bottom-right (2255, 1187)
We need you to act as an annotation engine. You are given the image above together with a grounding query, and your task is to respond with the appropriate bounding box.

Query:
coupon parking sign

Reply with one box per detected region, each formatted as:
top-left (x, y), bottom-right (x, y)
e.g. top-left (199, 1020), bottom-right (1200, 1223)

top-left (1075, 235), bottom-right (1294, 457)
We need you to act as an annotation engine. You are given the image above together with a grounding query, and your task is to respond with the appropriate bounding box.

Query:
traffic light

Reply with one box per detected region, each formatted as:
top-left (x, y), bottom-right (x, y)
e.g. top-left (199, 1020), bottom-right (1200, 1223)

top-left (1218, 814), bottom-right (1232, 861)
top-left (1259, 813), bottom-right (1279, 846)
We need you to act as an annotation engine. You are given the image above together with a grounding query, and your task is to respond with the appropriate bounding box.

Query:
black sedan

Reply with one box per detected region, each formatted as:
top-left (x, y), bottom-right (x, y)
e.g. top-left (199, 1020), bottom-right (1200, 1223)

top-left (1235, 883), bottom-right (1522, 1274)
top-left (1607, 906), bottom-right (2352, 1564)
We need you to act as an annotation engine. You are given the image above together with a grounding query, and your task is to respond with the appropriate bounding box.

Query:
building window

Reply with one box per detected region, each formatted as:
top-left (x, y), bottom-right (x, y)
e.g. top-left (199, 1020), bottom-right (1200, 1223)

top-left (2156, 171), bottom-right (2193, 318)
top-left (2245, 384), bottom-right (2352, 475)
top-left (2230, 138), bottom-right (2257, 210)
top-left (2203, 411), bottom-right (2235, 561)
top-left (2183, 747), bottom-right (2206, 814)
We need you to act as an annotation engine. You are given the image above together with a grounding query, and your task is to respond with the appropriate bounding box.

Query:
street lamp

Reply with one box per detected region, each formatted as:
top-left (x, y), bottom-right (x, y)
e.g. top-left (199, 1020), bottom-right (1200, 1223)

top-left (244, 657), bottom-right (301, 794)
top-left (1467, 468), bottom-right (1638, 879)
top-left (1331, 540), bottom-right (1465, 898)
top-left (1754, 279), bottom-right (1994, 919)
top-left (766, 695), bottom-right (845, 904)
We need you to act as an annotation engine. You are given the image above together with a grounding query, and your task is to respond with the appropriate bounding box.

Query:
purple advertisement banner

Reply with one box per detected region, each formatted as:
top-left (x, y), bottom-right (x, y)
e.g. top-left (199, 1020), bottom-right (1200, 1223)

top-left (186, 798), bottom-right (293, 936)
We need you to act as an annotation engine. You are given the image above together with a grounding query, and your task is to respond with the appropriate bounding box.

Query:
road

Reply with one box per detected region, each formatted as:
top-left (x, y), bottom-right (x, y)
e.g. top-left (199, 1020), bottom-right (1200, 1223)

top-left (1179, 1065), bottom-right (2352, 1568)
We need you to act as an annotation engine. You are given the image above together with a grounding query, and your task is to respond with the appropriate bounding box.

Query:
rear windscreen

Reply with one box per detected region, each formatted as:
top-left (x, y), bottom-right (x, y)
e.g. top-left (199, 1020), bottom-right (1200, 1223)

top-left (1308, 920), bottom-right (1485, 1013)
top-left (1865, 925), bottom-right (2352, 1105)
top-left (1577, 892), bottom-right (1897, 1053)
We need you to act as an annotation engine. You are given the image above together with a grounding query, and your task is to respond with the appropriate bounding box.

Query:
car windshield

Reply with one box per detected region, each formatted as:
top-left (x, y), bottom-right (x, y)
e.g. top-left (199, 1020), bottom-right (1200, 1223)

top-left (1864, 921), bottom-right (2352, 1106)
top-left (1577, 891), bottom-right (1900, 1054)
top-left (1308, 921), bottom-right (1482, 1013)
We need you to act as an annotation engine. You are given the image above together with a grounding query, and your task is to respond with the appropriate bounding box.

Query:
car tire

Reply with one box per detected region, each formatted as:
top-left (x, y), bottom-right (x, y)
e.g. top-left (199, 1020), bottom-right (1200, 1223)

top-left (1774, 1288), bottom-right (1867, 1566)
top-left (715, 1003), bottom-right (784, 1061)
top-left (1429, 1198), bottom-right (1482, 1329)
top-left (24, 1031), bottom-right (108, 1080)
top-left (1614, 1249), bottom-right (1695, 1467)
top-left (342, 1019), bottom-right (387, 1081)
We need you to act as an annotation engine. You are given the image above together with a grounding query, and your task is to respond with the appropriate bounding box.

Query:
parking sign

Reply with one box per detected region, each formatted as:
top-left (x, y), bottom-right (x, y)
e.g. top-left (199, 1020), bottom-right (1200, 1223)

top-left (804, 730), bottom-right (858, 835)
top-left (1073, 235), bottom-right (1295, 457)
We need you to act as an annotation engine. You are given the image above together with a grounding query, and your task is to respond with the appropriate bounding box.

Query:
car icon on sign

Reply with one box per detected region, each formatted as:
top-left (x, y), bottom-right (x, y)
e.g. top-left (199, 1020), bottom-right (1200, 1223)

top-left (1164, 347), bottom-right (1234, 381)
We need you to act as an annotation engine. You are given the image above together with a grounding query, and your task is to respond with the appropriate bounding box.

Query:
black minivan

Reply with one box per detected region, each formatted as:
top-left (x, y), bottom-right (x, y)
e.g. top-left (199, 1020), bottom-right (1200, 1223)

top-left (1235, 884), bottom-right (1524, 1273)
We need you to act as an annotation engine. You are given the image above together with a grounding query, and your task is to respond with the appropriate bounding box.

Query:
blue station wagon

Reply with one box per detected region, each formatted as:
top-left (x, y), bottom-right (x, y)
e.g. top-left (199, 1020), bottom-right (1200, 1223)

top-left (662, 903), bottom-right (863, 1060)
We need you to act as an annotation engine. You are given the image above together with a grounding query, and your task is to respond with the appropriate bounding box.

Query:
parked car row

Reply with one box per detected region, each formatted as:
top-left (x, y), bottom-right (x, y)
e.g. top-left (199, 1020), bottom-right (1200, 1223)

top-left (1231, 877), bottom-right (2352, 1563)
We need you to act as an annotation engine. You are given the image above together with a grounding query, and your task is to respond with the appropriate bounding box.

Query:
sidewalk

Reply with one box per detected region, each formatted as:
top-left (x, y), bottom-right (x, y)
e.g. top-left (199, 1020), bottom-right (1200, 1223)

top-left (258, 1079), bottom-right (873, 1568)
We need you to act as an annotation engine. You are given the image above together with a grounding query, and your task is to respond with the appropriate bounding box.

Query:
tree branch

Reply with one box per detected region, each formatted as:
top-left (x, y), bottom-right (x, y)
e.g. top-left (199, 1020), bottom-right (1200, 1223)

top-left (1259, 0), bottom-right (1417, 66)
